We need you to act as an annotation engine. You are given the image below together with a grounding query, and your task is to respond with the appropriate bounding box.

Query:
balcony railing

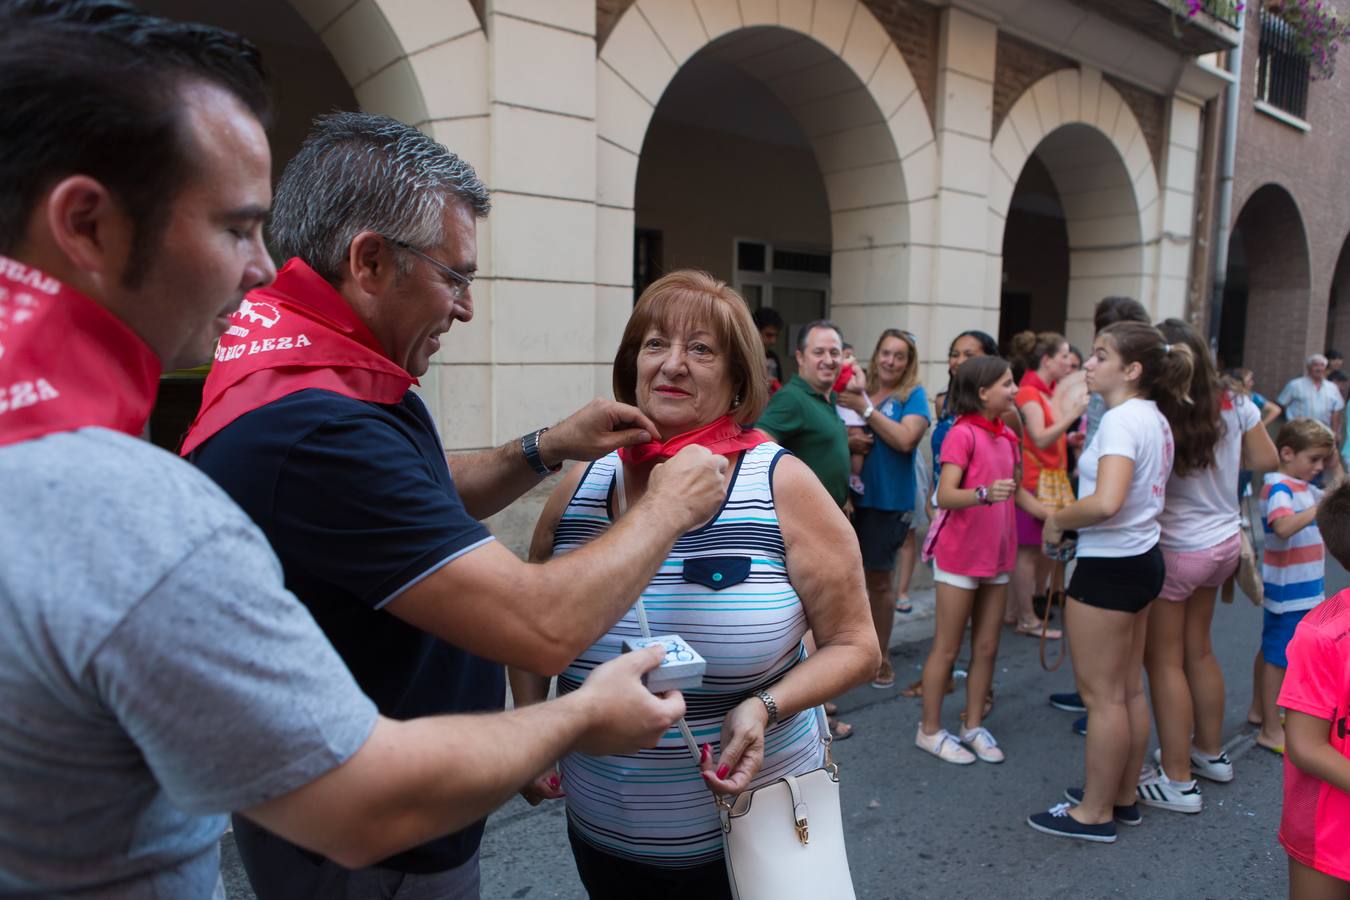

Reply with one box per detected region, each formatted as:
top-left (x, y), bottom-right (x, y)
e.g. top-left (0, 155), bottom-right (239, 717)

top-left (1257, 7), bottom-right (1311, 119)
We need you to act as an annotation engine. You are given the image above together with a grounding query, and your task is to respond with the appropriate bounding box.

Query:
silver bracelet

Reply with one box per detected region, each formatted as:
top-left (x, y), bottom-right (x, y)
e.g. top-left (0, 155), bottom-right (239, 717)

top-left (753, 689), bottom-right (779, 726)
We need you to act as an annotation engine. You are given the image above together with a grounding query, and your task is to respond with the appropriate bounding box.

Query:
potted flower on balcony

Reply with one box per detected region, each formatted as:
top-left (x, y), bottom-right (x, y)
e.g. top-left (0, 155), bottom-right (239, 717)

top-left (1266, 0), bottom-right (1350, 78)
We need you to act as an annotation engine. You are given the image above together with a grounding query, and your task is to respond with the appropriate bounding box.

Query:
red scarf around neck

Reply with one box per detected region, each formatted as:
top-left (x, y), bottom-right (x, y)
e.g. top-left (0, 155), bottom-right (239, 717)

top-left (956, 412), bottom-right (1017, 447)
top-left (618, 414), bottom-right (770, 466)
top-left (1021, 369), bottom-right (1055, 397)
top-left (0, 255), bottom-right (160, 449)
top-left (179, 258), bottom-right (414, 456)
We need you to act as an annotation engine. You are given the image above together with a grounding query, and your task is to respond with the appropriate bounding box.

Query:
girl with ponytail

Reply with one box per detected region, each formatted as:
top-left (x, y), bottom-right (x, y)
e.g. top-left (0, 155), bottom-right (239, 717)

top-left (1141, 320), bottom-right (1278, 813)
top-left (1026, 321), bottom-right (1194, 843)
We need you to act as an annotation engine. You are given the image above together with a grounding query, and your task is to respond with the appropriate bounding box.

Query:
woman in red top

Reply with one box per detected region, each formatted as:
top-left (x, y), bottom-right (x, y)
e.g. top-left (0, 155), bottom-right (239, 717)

top-left (1008, 331), bottom-right (1086, 636)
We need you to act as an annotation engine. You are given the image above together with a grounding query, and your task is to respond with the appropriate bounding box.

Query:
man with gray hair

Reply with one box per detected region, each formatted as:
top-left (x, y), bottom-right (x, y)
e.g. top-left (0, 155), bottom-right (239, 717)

top-left (183, 112), bottom-right (729, 897)
top-left (1278, 352), bottom-right (1344, 435)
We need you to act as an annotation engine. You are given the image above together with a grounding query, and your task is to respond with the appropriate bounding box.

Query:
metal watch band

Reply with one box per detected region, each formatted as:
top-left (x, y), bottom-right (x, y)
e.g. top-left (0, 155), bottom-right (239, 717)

top-left (521, 427), bottom-right (560, 476)
top-left (753, 689), bottom-right (779, 726)
top-left (975, 484), bottom-right (990, 505)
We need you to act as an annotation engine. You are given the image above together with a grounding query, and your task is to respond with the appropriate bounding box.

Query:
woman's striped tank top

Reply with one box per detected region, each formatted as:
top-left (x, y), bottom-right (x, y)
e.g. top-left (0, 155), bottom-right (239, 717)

top-left (552, 441), bottom-right (826, 868)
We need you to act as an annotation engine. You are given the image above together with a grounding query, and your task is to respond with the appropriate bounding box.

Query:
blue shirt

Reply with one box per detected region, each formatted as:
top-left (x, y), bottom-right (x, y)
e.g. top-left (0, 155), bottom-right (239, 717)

top-left (192, 388), bottom-right (502, 873)
top-left (859, 386), bottom-right (929, 512)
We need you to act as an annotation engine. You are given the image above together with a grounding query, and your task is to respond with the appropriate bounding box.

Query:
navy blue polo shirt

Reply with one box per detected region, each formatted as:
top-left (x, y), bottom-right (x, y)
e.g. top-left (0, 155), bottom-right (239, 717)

top-left (192, 387), bottom-right (502, 873)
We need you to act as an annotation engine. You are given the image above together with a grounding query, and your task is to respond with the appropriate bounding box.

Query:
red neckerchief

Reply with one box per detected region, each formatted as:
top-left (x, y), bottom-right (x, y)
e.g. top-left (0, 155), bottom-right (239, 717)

top-left (180, 258), bottom-right (414, 456)
top-left (1021, 369), bottom-right (1055, 397)
top-left (618, 414), bottom-right (770, 465)
top-left (956, 412), bottom-right (1018, 447)
top-left (0, 255), bottom-right (160, 449)
top-left (1220, 389), bottom-right (1234, 411)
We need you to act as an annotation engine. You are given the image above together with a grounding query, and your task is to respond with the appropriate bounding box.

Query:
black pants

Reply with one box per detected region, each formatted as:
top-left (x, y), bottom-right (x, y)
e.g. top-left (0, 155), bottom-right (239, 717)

top-left (567, 825), bottom-right (733, 900)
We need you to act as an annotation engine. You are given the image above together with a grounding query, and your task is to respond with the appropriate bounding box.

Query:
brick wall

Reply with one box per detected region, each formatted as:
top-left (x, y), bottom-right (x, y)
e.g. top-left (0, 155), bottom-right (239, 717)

top-left (861, 0), bottom-right (941, 128)
top-left (993, 33), bottom-right (1075, 134)
top-left (1103, 74), bottom-right (1166, 175)
top-left (1230, 5), bottom-right (1350, 393)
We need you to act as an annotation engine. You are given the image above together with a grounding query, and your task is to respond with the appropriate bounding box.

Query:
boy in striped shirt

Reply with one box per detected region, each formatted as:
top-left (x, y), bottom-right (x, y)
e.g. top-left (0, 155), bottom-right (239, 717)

top-left (1257, 418), bottom-right (1337, 754)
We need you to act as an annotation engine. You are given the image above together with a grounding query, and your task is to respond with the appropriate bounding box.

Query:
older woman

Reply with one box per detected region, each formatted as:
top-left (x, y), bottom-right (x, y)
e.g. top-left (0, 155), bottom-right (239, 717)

top-left (509, 271), bottom-right (877, 899)
top-left (837, 329), bottom-right (930, 689)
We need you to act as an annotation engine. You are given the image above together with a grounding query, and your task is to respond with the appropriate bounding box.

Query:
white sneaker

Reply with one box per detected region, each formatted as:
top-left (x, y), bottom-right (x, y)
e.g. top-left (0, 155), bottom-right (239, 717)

top-left (1188, 747), bottom-right (1235, 783)
top-left (1150, 746), bottom-right (1235, 784)
top-left (961, 726), bottom-right (1005, 763)
top-left (916, 726), bottom-right (976, 765)
top-left (1136, 767), bottom-right (1202, 813)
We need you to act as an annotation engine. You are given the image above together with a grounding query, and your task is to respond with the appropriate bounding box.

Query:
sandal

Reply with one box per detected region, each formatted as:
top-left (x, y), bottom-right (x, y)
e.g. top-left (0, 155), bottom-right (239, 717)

top-left (824, 702), bottom-right (839, 717)
top-left (959, 689), bottom-right (995, 726)
top-left (871, 660), bottom-right (895, 689)
top-left (895, 595), bottom-right (913, 613)
top-left (828, 717), bottom-right (855, 741)
top-left (901, 677), bottom-right (956, 698)
top-left (1015, 620), bottom-right (1062, 640)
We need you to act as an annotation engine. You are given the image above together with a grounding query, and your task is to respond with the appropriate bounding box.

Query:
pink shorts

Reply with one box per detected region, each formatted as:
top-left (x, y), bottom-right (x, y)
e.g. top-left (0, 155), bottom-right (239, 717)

top-left (1015, 508), bottom-right (1043, 546)
top-left (1158, 532), bottom-right (1241, 601)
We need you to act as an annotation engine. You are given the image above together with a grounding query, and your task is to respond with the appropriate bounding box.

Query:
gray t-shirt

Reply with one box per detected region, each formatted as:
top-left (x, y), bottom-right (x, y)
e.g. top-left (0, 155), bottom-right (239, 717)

top-left (0, 428), bottom-right (379, 897)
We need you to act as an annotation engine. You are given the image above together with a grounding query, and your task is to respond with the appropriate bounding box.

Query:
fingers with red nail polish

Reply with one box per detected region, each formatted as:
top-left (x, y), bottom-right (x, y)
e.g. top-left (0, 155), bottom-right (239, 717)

top-left (716, 764), bottom-right (730, 779)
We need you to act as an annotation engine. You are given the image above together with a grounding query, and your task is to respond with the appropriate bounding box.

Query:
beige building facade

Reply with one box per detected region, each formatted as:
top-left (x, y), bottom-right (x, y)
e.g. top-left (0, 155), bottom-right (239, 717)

top-left (147, 0), bottom-right (1238, 545)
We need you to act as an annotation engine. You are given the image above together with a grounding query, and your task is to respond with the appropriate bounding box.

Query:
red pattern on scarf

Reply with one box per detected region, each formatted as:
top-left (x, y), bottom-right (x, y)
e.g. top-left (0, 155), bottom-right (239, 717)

top-left (180, 258), bottom-right (414, 455)
top-left (618, 414), bottom-right (770, 465)
top-left (0, 256), bottom-right (160, 448)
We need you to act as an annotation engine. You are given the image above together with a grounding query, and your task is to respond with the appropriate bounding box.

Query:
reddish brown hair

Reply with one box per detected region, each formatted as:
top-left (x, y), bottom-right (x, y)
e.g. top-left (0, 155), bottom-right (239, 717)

top-left (612, 270), bottom-right (767, 425)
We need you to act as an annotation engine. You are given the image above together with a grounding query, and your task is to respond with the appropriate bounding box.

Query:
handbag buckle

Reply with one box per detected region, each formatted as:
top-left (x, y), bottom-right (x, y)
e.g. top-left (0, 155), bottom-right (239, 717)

top-left (794, 805), bottom-right (810, 846)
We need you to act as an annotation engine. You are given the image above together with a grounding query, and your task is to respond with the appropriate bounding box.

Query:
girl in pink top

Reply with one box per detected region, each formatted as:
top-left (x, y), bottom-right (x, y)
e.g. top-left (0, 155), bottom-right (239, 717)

top-left (916, 357), bottom-right (1048, 765)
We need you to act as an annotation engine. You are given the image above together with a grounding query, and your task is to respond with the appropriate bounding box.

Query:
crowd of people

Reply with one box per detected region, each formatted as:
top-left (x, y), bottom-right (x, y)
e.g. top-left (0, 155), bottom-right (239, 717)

top-left (3, 2), bottom-right (1350, 900)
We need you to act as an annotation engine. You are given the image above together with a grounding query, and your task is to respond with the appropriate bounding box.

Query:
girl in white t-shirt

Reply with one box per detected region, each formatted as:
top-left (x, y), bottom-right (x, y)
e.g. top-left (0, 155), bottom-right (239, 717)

top-left (1027, 322), bottom-right (1194, 844)
top-left (1141, 320), bottom-right (1280, 815)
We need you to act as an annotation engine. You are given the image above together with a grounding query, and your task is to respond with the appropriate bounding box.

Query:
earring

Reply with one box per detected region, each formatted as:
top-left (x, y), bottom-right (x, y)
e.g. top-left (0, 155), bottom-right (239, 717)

top-left (732, 393), bottom-right (742, 407)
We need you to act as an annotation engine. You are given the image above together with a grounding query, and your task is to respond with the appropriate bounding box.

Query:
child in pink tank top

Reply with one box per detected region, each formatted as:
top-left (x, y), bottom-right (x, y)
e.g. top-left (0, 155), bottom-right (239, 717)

top-left (915, 357), bottom-right (1049, 765)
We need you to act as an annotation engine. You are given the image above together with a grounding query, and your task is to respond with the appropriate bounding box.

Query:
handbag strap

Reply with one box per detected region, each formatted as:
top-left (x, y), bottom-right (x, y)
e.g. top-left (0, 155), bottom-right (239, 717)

top-left (1039, 559), bottom-right (1067, 672)
top-left (612, 461), bottom-right (834, 793)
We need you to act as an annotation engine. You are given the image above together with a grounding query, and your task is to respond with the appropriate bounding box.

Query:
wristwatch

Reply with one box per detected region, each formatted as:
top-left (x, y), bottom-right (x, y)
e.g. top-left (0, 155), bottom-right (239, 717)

top-left (862, 398), bottom-right (875, 420)
top-left (753, 689), bottom-right (779, 726)
top-left (974, 484), bottom-right (991, 505)
top-left (521, 427), bottom-right (562, 476)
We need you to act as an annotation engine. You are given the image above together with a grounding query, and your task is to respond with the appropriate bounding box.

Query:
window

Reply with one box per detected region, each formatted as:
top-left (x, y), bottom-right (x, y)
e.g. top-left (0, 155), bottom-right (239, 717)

top-left (1257, 7), bottom-right (1310, 120)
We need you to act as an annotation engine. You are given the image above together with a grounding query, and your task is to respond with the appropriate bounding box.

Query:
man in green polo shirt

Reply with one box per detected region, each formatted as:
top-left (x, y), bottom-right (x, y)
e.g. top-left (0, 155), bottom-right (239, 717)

top-left (757, 320), bottom-right (854, 506)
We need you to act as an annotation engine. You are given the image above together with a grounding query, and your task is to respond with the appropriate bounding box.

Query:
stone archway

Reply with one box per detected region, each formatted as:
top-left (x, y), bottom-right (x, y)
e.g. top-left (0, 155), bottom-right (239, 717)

top-left (595, 0), bottom-right (936, 360)
top-left (988, 69), bottom-right (1161, 351)
top-left (1221, 184), bottom-right (1311, 391)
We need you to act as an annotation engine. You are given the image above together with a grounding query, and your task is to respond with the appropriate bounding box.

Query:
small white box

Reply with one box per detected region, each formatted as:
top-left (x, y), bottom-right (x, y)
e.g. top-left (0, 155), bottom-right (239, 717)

top-left (621, 635), bottom-right (706, 693)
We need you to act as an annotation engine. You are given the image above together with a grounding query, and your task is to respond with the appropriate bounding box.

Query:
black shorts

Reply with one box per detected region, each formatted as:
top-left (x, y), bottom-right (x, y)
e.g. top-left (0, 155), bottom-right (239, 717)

top-left (852, 506), bottom-right (912, 572)
top-left (1067, 545), bottom-right (1165, 614)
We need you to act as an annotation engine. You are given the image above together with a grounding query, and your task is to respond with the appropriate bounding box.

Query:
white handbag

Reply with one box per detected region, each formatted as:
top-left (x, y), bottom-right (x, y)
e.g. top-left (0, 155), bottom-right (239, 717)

top-left (614, 464), bottom-right (858, 900)
top-left (710, 706), bottom-right (856, 900)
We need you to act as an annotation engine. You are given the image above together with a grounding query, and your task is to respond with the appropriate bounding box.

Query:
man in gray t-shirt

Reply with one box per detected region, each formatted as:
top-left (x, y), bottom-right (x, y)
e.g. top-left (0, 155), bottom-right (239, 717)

top-left (0, 6), bottom-right (691, 896)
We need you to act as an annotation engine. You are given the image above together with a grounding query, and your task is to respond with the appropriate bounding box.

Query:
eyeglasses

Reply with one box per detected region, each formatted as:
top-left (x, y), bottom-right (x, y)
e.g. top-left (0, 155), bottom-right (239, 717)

top-left (386, 237), bottom-right (474, 300)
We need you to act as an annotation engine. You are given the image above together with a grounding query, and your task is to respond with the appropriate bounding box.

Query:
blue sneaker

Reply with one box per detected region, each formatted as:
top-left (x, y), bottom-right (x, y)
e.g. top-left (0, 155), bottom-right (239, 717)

top-left (1026, 802), bottom-right (1117, 843)
top-left (1072, 716), bottom-right (1088, 736)
top-left (1063, 787), bottom-right (1143, 826)
top-left (1050, 692), bottom-right (1086, 712)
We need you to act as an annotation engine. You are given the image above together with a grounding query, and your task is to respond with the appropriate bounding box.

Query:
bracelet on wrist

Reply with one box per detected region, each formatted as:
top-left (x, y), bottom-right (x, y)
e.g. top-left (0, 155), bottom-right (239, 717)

top-left (752, 689), bottom-right (779, 726)
top-left (520, 427), bottom-right (562, 476)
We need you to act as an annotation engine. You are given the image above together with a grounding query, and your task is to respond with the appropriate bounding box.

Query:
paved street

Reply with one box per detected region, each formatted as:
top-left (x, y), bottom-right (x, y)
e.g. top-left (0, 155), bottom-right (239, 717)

top-left (223, 560), bottom-right (1345, 899)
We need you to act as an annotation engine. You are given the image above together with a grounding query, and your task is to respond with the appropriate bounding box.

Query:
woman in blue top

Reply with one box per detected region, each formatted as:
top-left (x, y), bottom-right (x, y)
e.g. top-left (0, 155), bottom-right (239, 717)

top-left (838, 328), bottom-right (930, 689)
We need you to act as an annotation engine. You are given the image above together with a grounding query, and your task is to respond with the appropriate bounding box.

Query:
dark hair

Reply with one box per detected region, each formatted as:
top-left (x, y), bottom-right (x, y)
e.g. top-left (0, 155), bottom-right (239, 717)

top-left (0, 0), bottom-right (271, 280)
top-left (1068, 345), bottom-right (1084, 364)
top-left (752, 307), bottom-right (783, 331)
top-left (948, 329), bottom-right (999, 358)
top-left (1330, 370), bottom-right (1348, 384)
top-left (947, 356), bottom-right (1012, 417)
top-left (1098, 322), bottom-right (1194, 432)
top-left (1317, 481), bottom-right (1350, 568)
top-left (797, 319), bottom-right (841, 351)
top-left (1093, 296), bottom-right (1150, 334)
top-left (1156, 318), bottom-right (1223, 477)
top-left (1010, 330), bottom-right (1066, 371)
top-left (1329, 348), bottom-right (1344, 361)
